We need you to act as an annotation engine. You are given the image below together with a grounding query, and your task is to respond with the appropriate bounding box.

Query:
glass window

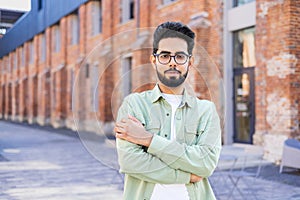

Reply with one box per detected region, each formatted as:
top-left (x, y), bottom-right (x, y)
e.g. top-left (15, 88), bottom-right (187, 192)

top-left (29, 41), bottom-right (34, 64)
top-left (21, 46), bottom-right (25, 67)
top-left (163, 0), bottom-right (177, 4)
top-left (85, 63), bottom-right (89, 78)
top-left (233, 27), bottom-right (256, 68)
top-left (13, 52), bottom-right (17, 69)
top-left (38, 0), bottom-right (43, 10)
top-left (52, 73), bottom-right (56, 109)
top-left (122, 57), bottom-right (132, 98)
top-left (69, 69), bottom-right (74, 111)
top-left (91, 1), bottom-right (102, 35)
top-left (40, 34), bottom-right (46, 62)
top-left (8, 57), bottom-right (11, 73)
top-left (3, 57), bottom-right (6, 73)
top-left (90, 64), bottom-right (99, 112)
top-left (4, 57), bottom-right (7, 72)
top-left (71, 13), bottom-right (79, 44)
top-left (120, 0), bottom-right (134, 23)
top-left (0, 28), bottom-right (6, 35)
top-left (234, 0), bottom-right (255, 7)
top-left (54, 25), bottom-right (61, 52)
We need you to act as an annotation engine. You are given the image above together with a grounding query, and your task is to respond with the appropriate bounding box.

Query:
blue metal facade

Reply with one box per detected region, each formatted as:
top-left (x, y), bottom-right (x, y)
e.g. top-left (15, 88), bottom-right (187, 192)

top-left (0, 0), bottom-right (88, 58)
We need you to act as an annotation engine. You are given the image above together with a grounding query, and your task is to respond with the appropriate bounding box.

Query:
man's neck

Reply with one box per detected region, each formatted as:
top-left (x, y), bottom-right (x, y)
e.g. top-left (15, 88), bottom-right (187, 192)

top-left (158, 83), bottom-right (184, 95)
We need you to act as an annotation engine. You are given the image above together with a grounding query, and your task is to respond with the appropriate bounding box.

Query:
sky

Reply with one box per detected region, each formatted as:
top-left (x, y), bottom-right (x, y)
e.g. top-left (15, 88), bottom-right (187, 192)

top-left (0, 0), bottom-right (31, 11)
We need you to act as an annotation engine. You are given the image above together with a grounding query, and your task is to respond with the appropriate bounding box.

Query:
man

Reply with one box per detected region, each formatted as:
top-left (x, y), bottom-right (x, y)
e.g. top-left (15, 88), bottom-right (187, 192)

top-left (115, 21), bottom-right (221, 200)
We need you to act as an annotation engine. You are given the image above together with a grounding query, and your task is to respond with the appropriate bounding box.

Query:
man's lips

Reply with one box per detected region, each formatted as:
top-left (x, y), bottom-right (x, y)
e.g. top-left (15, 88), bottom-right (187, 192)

top-left (165, 70), bottom-right (180, 75)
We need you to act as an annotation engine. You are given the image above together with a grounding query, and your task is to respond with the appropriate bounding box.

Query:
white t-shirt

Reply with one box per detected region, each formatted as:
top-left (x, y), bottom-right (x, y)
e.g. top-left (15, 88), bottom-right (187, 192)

top-left (150, 93), bottom-right (189, 200)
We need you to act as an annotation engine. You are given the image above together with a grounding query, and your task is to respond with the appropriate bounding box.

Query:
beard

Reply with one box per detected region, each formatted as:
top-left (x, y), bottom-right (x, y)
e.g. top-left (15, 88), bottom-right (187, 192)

top-left (156, 66), bottom-right (189, 87)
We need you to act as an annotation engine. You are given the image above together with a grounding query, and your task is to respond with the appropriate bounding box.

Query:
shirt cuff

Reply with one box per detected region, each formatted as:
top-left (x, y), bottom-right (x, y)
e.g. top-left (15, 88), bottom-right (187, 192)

top-left (177, 170), bottom-right (191, 184)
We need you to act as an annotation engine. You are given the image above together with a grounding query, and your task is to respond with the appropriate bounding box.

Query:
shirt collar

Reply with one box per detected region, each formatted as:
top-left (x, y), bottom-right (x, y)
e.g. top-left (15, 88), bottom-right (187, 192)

top-left (151, 84), bottom-right (193, 108)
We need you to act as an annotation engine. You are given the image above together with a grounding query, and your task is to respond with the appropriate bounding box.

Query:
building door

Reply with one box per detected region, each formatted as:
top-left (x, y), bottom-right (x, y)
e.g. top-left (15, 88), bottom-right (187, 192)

top-left (233, 67), bottom-right (255, 143)
top-left (232, 27), bottom-right (256, 144)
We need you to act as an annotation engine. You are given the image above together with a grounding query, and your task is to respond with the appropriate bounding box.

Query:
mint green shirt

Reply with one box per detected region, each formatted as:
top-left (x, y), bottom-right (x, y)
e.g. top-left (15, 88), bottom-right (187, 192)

top-left (116, 84), bottom-right (222, 200)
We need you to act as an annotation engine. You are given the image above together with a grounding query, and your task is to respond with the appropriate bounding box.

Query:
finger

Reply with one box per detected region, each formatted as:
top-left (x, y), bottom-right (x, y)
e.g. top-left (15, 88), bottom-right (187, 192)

top-left (115, 121), bottom-right (127, 128)
top-left (114, 126), bottom-right (126, 133)
top-left (121, 118), bottom-right (128, 123)
top-left (115, 123), bottom-right (123, 128)
top-left (114, 127), bottom-right (121, 133)
top-left (115, 132), bottom-right (123, 139)
top-left (129, 115), bottom-right (141, 124)
top-left (128, 115), bottom-right (143, 126)
top-left (128, 114), bottom-right (138, 122)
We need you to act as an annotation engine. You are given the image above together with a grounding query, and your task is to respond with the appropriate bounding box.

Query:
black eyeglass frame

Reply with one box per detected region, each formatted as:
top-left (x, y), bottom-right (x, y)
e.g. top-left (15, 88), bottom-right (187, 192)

top-left (153, 52), bottom-right (192, 65)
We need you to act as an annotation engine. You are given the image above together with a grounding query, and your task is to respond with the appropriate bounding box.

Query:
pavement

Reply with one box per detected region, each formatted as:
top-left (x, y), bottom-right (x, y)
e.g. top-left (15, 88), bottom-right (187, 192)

top-left (0, 120), bottom-right (300, 200)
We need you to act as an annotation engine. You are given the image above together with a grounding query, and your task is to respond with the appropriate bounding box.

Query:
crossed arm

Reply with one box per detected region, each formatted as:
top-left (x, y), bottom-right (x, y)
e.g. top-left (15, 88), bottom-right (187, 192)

top-left (115, 99), bottom-right (221, 184)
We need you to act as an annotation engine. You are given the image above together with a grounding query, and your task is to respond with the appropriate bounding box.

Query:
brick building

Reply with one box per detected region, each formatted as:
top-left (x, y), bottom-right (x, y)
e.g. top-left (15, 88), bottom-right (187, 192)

top-left (0, 0), bottom-right (299, 163)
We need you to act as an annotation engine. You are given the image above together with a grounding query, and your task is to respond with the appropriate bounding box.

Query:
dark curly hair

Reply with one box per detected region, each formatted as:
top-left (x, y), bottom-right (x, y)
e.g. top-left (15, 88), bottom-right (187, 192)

top-left (153, 21), bottom-right (195, 55)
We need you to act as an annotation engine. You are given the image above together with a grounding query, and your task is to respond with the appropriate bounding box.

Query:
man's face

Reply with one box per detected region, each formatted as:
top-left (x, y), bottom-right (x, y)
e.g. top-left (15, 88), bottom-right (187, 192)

top-left (151, 37), bottom-right (192, 88)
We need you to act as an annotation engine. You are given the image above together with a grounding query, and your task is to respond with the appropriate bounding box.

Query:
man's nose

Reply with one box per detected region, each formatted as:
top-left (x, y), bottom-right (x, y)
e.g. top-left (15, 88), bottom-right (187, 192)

top-left (169, 56), bottom-right (177, 67)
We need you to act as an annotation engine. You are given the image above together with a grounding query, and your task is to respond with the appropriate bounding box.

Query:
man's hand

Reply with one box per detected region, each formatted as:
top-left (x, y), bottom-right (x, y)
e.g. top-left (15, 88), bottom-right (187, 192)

top-left (115, 115), bottom-right (153, 147)
top-left (190, 174), bottom-right (202, 183)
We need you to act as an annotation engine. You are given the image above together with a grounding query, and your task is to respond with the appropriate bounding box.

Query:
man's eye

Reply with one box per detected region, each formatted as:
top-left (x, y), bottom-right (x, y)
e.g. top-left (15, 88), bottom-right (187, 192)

top-left (160, 54), bottom-right (170, 58)
top-left (176, 54), bottom-right (185, 59)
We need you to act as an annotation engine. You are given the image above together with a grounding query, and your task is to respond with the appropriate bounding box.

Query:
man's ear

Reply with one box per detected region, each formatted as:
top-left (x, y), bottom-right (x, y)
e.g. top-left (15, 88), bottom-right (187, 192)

top-left (150, 54), bottom-right (156, 69)
top-left (188, 56), bottom-right (194, 69)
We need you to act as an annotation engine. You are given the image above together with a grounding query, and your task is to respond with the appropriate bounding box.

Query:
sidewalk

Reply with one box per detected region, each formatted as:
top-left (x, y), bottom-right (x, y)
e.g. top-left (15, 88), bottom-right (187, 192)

top-left (0, 120), bottom-right (299, 200)
top-left (210, 144), bottom-right (300, 200)
top-left (0, 121), bottom-right (123, 200)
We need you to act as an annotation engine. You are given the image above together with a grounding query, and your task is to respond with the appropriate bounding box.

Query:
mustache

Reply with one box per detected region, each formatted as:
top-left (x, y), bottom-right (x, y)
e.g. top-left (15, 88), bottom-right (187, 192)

top-left (164, 68), bottom-right (182, 74)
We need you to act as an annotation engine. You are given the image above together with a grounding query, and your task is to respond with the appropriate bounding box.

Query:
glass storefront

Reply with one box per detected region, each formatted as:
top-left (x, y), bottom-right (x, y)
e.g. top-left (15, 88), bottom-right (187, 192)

top-left (233, 27), bottom-right (256, 143)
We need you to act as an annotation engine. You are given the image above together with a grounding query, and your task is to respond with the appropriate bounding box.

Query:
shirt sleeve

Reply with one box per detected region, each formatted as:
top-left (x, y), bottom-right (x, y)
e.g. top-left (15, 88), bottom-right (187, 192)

top-left (116, 96), bottom-right (191, 184)
top-left (147, 102), bottom-right (222, 178)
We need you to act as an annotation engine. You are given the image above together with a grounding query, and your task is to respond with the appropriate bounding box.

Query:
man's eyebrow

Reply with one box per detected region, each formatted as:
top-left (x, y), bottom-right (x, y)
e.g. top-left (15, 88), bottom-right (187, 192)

top-left (158, 50), bottom-right (187, 54)
top-left (159, 50), bottom-right (171, 54)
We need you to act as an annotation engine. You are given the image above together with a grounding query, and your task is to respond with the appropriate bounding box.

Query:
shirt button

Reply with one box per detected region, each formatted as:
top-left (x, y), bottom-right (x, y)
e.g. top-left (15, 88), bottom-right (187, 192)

top-left (166, 113), bottom-right (170, 116)
top-left (164, 134), bottom-right (168, 137)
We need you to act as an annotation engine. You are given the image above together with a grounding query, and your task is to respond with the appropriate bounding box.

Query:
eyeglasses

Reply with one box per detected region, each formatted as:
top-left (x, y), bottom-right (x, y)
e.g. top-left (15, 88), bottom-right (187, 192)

top-left (153, 52), bottom-right (191, 65)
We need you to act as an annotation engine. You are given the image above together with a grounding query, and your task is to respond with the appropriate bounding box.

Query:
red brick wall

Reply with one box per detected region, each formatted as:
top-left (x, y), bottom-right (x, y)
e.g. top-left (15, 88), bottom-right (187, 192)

top-left (290, 0), bottom-right (300, 138)
top-left (0, 0), bottom-right (223, 135)
top-left (254, 0), bottom-right (300, 162)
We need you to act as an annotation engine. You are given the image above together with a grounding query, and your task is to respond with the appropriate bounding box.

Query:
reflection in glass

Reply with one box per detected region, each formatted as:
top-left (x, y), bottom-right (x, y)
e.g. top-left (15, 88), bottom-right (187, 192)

top-left (234, 0), bottom-right (255, 7)
top-left (233, 27), bottom-right (256, 68)
top-left (235, 73), bottom-right (250, 142)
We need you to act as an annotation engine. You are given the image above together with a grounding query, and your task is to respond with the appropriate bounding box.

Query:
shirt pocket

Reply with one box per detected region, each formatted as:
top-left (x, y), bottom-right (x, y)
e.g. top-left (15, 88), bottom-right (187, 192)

top-left (184, 124), bottom-right (204, 145)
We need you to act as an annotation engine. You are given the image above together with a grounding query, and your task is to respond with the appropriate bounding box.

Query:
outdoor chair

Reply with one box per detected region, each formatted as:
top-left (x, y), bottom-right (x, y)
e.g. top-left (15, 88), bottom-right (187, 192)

top-left (210, 150), bottom-right (238, 197)
top-left (279, 138), bottom-right (300, 173)
top-left (227, 152), bottom-right (263, 200)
